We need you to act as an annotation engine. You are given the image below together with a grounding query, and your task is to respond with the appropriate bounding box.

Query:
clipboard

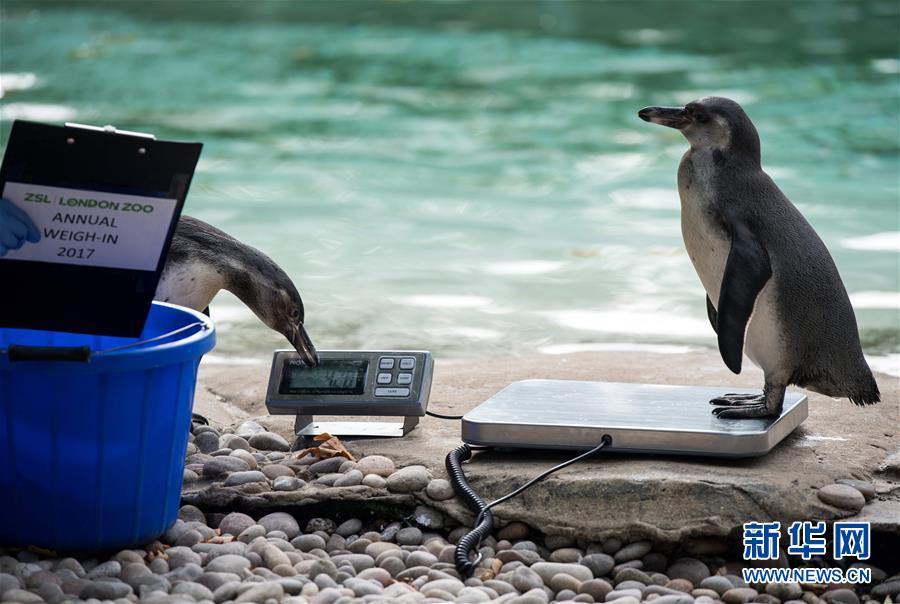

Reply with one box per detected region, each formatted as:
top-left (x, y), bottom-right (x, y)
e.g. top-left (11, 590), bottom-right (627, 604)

top-left (0, 120), bottom-right (202, 337)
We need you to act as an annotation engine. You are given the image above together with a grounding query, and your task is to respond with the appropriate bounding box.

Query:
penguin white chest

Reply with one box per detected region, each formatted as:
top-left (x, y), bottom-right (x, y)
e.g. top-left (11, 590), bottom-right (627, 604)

top-left (155, 261), bottom-right (224, 312)
top-left (678, 150), bottom-right (730, 301)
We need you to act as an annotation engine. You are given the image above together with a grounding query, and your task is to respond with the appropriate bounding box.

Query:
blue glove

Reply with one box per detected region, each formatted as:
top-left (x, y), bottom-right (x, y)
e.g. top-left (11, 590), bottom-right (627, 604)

top-left (0, 198), bottom-right (41, 256)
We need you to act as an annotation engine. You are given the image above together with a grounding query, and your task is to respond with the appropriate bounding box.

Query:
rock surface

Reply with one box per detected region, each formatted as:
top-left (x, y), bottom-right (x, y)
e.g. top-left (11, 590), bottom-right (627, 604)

top-left (192, 351), bottom-right (899, 543)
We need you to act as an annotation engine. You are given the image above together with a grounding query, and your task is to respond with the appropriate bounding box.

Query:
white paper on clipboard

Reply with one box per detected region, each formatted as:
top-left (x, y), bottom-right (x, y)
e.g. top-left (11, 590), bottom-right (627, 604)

top-left (1, 181), bottom-right (177, 271)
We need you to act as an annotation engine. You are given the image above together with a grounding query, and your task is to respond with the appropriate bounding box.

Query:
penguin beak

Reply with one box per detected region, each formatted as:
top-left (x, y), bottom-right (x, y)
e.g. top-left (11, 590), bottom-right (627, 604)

top-left (638, 106), bottom-right (690, 129)
top-left (290, 323), bottom-right (320, 367)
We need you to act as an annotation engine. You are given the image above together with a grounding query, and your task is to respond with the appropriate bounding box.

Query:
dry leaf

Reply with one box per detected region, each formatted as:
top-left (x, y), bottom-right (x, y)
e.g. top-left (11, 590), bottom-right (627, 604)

top-left (295, 432), bottom-right (355, 461)
top-left (144, 541), bottom-right (168, 561)
top-left (474, 557), bottom-right (502, 581)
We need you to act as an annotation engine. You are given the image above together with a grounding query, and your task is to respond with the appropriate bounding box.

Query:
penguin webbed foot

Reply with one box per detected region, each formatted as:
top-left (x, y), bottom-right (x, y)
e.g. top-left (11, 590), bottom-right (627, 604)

top-left (709, 384), bottom-right (785, 419)
top-left (709, 393), bottom-right (764, 406)
top-left (712, 402), bottom-right (771, 418)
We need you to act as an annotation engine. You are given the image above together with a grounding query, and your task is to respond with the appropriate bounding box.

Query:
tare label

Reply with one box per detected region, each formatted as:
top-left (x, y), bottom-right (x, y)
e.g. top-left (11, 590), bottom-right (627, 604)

top-left (1, 181), bottom-right (178, 271)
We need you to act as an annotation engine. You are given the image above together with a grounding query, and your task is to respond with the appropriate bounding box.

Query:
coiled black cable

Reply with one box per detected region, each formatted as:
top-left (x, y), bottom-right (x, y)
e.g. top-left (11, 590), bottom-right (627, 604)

top-left (445, 444), bottom-right (494, 577)
top-left (445, 435), bottom-right (613, 577)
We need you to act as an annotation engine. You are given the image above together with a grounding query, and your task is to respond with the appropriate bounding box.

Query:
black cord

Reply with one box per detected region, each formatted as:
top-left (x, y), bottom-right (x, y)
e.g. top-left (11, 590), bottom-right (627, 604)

top-left (446, 434), bottom-right (613, 578)
top-left (426, 410), bottom-right (465, 420)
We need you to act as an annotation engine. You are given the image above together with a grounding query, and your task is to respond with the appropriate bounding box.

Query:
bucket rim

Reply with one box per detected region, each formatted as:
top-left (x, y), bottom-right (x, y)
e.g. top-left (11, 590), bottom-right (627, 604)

top-left (101, 301), bottom-right (215, 359)
top-left (0, 301), bottom-right (215, 363)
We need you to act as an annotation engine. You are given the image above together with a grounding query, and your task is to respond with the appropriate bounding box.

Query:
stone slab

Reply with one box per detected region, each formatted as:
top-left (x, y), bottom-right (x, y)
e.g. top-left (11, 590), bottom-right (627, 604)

top-left (193, 350), bottom-right (899, 543)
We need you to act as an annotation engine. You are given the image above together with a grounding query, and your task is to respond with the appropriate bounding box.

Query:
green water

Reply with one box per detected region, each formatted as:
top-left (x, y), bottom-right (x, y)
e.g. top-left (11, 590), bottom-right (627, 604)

top-left (1, 1), bottom-right (898, 368)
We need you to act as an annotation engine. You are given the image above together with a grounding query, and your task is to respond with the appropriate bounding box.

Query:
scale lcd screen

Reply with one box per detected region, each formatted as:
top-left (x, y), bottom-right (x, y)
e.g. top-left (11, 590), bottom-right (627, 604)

top-left (279, 359), bottom-right (368, 396)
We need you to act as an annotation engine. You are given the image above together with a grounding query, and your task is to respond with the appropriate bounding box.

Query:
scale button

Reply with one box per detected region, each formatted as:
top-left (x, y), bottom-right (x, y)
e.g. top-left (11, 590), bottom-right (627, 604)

top-left (399, 357), bottom-right (416, 370)
top-left (378, 357), bottom-right (395, 369)
top-left (375, 387), bottom-right (410, 397)
top-left (397, 373), bottom-right (413, 385)
top-left (377, 372), bottom-right (393, 384)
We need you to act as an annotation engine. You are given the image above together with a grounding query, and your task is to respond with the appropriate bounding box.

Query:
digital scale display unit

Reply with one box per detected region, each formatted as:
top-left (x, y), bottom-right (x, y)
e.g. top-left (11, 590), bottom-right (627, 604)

top-left (265, 350), bottom-right (434, 438)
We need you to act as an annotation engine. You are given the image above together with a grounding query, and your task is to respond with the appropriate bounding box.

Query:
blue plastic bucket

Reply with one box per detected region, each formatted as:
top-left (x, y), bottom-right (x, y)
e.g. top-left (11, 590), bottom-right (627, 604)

top-left (0, 302), bottom-right (215, 552)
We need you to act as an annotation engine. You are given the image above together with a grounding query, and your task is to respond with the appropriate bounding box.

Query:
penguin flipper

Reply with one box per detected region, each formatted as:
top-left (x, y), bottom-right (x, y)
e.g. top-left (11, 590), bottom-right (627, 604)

top-left (705, 295), bottom-right (717, 334)
top-left (717, 223), bottom-right (772, 374)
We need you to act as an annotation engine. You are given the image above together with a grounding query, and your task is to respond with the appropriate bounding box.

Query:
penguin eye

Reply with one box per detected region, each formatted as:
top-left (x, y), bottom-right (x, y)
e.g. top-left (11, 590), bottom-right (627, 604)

top-left (290, 308), bottom-right (301, 320)
top-left (695, 112), bottom-right (710, 124)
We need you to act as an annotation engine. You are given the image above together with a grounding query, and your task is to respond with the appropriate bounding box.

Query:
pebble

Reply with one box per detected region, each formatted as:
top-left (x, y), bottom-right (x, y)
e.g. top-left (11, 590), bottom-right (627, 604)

top-left (603, 538), bottom-right (623, 554)
top-left (531, 562), bottom-right (593, 583)
top-left (221, 433), bottom-right (251, 451)
top-left (262, 464), bottom-right (296, 479)
top-left (203, 455), bottom-right (251, 477)
top-left (248, 431), bottom-right (291, 451)
top-left (700, 576), bottom-right (735, 595)
top-left (309, 456), bottom-right (347, 475)
top-left (258, 511), bottom-right (301, 538)
top-left (616, 567), bottom-right (652, 585)
top-left (614, 540), bottom-right (652, 562)
top-left (194, 430), bottom-right (220, 453)
top-left (583, 553), bottom-right (616, 577)
top-left (386, 465), bottom-right (432, 492)
top-left (224, 470), bottom-right (268, 486)
top-left (274, 475), bottom-right (306, 491)
top-left (235, 581), bottom-right (285, 602)
top-left (426, 478), bottom-right (456, 500)
top-left (166, 546), bottom-right (201, 569)
top-left (870, 580), bottom-right (900, 598)
top-left (398, 526), bottom-right (424, 545)
top-left (219, 512), bottom-right (256, 536)
top-left (551, 572), bottom-right (583, 593)
top-left (667, 558), bottom-right (710, 585)
top-left (666, 578), bottom-right (695, 593)
top-left (835, 479), bottom-right (876, 501)
top-left (823, 589), bottom-right (860, 604)
top-left (817, 483), bottom-right (866, 511)
top-left (86, 559), bottom-right (121, 578)
top-left (1, 588), bottom-right (43, 602)
top-left (172, 580), bottom-right (215, 601)
top-left (234, 420), bottom-right (266, 438)
top-left (206, 554), bottom-right (251, 574)
top-left (607, 588), bottom-right (645, 601)
top-left (356, 455), bottom-right (396, 477)
top-left (498, 521), bottom-right (531, 541)
top-left (80, 579), bottom-right (133, 599)
top-left (580, 578), bottom-right (614, 600)
top-left (513, 566), bottom-right (545, 592)
top-left (307, 517), bottom-right (336, 533)
top-left (362, 473), bottom-right (387, 488)
top-left (412, 504), bottom-right (444, 528)
top-left (334, 469), bottom-right (364, 486)
top-left (766, 582), bottom-right (803, 600)
top-left (336, 518), bottom-right (363, 537)
top-left (549, 547), bottom-right (582, 563)
top-left (653, 595), bottom-right (695, 604)
top-left (722, 587), bottom-right (759, 603)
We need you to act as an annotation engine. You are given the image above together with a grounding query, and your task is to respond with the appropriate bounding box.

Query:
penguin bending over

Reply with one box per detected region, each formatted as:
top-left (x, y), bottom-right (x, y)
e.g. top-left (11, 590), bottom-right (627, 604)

top-left (638, 97), bottom-right (879, 418)
top-left (156, 216), bottom-right (319, 367)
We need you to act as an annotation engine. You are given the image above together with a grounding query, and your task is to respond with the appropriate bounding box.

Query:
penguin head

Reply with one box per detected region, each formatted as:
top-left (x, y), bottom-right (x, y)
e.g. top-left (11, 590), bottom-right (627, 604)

top-left (264, 275), bottom-right (319, 367)
top-left (638, 96), bottom-right (760, 160)
top-left (234, 262), bottom-right (319, 367)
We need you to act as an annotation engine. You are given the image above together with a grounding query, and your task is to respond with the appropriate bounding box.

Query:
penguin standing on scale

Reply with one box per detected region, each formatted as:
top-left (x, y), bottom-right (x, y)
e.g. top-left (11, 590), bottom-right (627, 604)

top-left (156, 215), bottom-right (319, 367)
top-left (638, 96), bottom-right (879, 418)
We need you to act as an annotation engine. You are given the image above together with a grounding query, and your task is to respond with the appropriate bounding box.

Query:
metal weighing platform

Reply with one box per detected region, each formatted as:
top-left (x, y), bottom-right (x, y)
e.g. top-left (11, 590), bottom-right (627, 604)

top-left (462, 380), bottom-right (807, 457)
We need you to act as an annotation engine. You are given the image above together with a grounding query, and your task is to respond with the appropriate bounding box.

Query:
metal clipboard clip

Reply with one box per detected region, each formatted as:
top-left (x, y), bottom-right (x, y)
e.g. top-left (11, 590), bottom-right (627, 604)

top-left (65, 122), bottom-right (156, 140)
